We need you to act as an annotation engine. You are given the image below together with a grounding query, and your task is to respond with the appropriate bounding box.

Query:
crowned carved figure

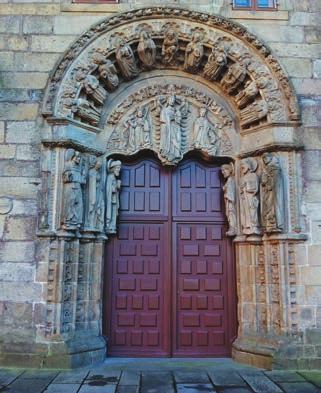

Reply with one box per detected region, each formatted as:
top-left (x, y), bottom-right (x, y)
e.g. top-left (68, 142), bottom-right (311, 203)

top-left (203, 41), bottom-right (227, 81)
top-left (105, 159), bottom-right (122, 234)
top-left (239, 157), bottom-right (261, 235)
top-left (162, 29), bottom-right (178, 65)
top-left (92, 52), bottom-right (119, 91)
top-left (62, 149), bottom-right (87, 230)
top-left (85, 156), bottom-right (105, 232)
top-left (192, 107), bottom-right (219, 155)
top-left (184, 31), bottom-right (204, 72)
top-left (261, 153), bottom-right (285, 233)
top-left (158, 94), bottom-right (184, 165)
top-left (221, 163), bottom-right (237, 236)
top-left (240, 100), bottom-right (268, 127)
top-left (137, 30), bottom-right (156, 68)
top-left (115, 39), bottom-right (140, 80)
top-left (221, 60), bottom-right (247, 94)
top-left (83, 75), bottom-right (107, 106)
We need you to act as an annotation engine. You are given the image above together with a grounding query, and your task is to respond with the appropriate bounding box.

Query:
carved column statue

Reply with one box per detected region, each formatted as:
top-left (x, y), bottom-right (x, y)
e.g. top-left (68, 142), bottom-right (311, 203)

top-left (105, 159), bottom-right (122, 235)
top-left (184, 31), bottom-right (204, 72)
top-left (162, 29), bottom-right (178, 65)
top-left (192, 107), bottom-right (219, 155)
top-left (239, 157), bottom-right (261, 236)
top-left (61, 149), bottom-right (87, 230)
top-left (203, 41), bottom-right (227, 81)
top-left (116, 39), bottom-right (140, 80)
top-left (137, 30), bottom-right (156, 68)
top-left (221, 163), bottom-right (237, 236)
top-left (261, 152), bottom-right (285, 233)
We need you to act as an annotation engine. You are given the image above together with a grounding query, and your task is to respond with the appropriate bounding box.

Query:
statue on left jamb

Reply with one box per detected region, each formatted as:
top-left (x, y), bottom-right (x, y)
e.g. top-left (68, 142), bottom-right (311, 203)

top-left (62, 149), bottom-right (87, 230)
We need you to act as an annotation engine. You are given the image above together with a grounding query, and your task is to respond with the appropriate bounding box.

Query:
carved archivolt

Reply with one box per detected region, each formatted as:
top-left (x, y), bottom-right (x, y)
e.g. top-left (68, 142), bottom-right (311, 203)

top-left (43, 7), bottom-right (300, 135)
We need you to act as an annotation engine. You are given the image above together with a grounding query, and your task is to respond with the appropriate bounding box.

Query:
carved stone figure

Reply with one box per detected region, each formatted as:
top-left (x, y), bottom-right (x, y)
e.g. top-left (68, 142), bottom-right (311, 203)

top-left (92, 53), bottom-right (119, 91)
top-left (105, 159), bottom-right (122, 234)
top-left (83, 75), bottom-right (107, 105)
top-left (235, 80), bottom-right (258, 108)
top-left (239, 157), bottom-right (261, 235)
top-left (221, 61), bottom-right (247, 94)
top-left (158, 94), bottom-right (183, 164)
top-left (203, 41), bottom-right (227, 81)
top-left (137, 30), bottom-right (156, 68)
top-left (124, 108), bottom-right (148, 152)
top-left (221, 164), bottom-right (237, 236)
top-left (184, 32), bottom-right (204, 72)
top-left (193, 107), bottom-right (219, 155)
top-left (85, 156), bottom-right (105, 231)
top-left (240, 100), bottom-right (268, 127)
top-left (116, 39), bottom-right (140, 80)
top-left (162, 29), bottom-right (178, 65)
top-left (261, 153), bottom-right (284, 233)
top-left (71, 98), bottom-right (100, 126)
top-left (62, 149), bottom-right (86, 230)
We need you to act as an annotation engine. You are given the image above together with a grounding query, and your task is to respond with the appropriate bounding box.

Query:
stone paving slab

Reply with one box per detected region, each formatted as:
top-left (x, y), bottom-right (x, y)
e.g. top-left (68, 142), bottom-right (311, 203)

top-left (2, 378), bottom-right (51, 393)
top-left (264, 370), bottom-right (306, 383)
top-left (0, 370), bottom-right (23, 386)
top-left (220, 388), bottom-right (252, 393)
top-left (115, 385), bottom-right (139, 393)
top-left (52, 369), bottom-right (89, 384)
top-left (300, 371), bottom-right (321, 388)
top-left (208, 368), bottom-right (247, 386)
top-left (280, 382), bottom-right (321, 393)
top-left (176, 383), bottom-right (217, 393)
top-left (174, 370), bottom-right (210, 383)
top-left (240, 371), bottom-right (284, 393)
top-left (43, 383), bottom-right (81, 393)
top-left (118, 370), bottom-right (140, 385)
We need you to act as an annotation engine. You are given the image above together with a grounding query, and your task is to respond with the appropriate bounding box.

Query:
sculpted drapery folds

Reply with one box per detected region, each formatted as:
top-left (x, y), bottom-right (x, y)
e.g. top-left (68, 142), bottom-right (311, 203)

top-left (203, 41), bottom-right (227, 81)
top-left (71, 98), bottom-right (100, 126)
top-left (235, 80), bottom-right (258, 108)
top-left (62, 149), bottom-right (87, 231)
top-left (261, 152), bottom-right (285, 233)
top-left (124, 106), bottom-right (151, 152)
top-left (221, 164), bottom-right (237, 237)
top-left (221, 60), bottom-right (247, 94)
top-left (137, 30), bottom-right (156, 68)
top-left (193, 107), bottom-right (219, 155)
top-left (116, 39), bottom-right (140, 80)
top-left (92, 52), bottom-right (119, 91)
top-left (158, 94), bottom-right (184, 165)
top-left (162, 28), bottom-right (178, 65)
top-left (105, 159), bottom-right (122, 235)
top-left (184, 31), bottom-right (204, 72)
top-left (239, 157), bottom-right (261, 236)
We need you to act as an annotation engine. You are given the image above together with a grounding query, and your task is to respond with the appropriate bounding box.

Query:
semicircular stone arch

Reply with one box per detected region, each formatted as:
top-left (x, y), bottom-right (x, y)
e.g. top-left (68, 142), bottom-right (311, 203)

top-left (38, 7), bottom-right (306, 370)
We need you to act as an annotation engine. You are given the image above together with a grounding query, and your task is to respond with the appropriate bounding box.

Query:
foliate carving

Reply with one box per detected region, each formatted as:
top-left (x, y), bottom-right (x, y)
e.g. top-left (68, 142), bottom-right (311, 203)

top-left (115, 38), bottom-right (140, 80)
top-left (84, 156), bottom-right (105, 232)
top-left (105, 159), bottom-right (122, 235)
top-left (192, 107), bottom-right (219, 155)
top-left (221, 163), bottom-right (237, 236)
top-left (138, 29), bottom-right (156, 68)
top-left (239, 157), bottom-right (261, 236)
top-left (184, 31), bottom-right (204, 72)
top-left (92, 52), bottom-right (119, 91)
top-left (62, 149), bottom-right (87, 231)
top-left (203, 40), bottom-right (227, 81)
top-left (71, 98), bottom-right (100, 126)
top-left (162, 28), bottom-right (178, 65)
top-left (158, 93), bottom-right (186, 165)
top-left (261, 153), bottom-right (285, 233)
top-left (240, 100), bottom-right (268, 127)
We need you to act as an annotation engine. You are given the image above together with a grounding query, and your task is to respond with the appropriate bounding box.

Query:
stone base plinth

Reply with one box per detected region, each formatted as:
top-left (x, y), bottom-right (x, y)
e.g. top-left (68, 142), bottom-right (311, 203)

top-left (0, 336), bottom-right (106, 369)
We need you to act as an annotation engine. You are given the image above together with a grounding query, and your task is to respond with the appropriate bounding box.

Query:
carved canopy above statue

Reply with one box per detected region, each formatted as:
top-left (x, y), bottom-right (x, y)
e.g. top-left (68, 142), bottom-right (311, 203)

top-left (42, 6), bottom-right (300, 164)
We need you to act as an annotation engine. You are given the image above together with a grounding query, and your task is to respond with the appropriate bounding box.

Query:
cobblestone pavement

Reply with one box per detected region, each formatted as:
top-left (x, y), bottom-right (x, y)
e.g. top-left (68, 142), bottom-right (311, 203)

top-left (0, 358), bottom-right (321, 393)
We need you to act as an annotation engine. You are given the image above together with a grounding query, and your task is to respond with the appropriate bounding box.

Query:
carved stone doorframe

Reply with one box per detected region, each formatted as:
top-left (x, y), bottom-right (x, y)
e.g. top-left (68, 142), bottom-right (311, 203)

top-left (34, 7), bottom-right (305, 369)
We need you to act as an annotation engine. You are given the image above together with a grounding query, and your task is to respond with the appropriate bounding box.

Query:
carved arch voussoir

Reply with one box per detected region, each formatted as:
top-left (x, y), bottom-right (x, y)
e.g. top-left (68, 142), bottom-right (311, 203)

top-left (42, 6), bottom-right (300, 135)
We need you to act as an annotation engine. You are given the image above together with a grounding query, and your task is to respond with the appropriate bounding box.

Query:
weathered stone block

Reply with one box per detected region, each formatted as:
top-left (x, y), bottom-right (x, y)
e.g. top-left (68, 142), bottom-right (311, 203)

top-left (11, 199), bottom-right (37, 215)
top-left (300, 98), bottom-right (321, 127)
top-left (313, 60), bottom-right (321, 79)
top-left (13, 52), bottom-right (60, 72)
top-left (54, 15), bottom-right (104, 35)
top-left (290, 12), bottom-right (320, 26)
top-left (6, 121), bottom-right (39, 144)
top-left (243, 24), bottom-right (305, 43)
top-left (0, 16), bottom-right (20, 33)
top-left (305, 27), bottom-right (321, 43)
top-left (305, 286), bottom-right (321, 305)
top-left (270, 43), bottom-right (321, 58)
top-left (308, 245), bottom-right (321, 266)
top-left (0, 145), bottom-right (16, 159)
top-left (0, 177), bottom-right (39, 199)
top-left (280, 57), bottom-right (312, 78)
top-left (0, 262), bottom-right (34, 282)
top-left (4, 216), bottom-right (37, 241)
top-left (0, 4), bottom-right (60, 16)
top-left (0, 240), bottom-right (35, 262)
top-left (0, 35), bottom-right (28, 51)
top-left (0, 282), bottom-right (42, 302)
top-left (0, 121), bottom-right (4, 143)
top-left (0, 103), bottom-right (39, 121)
top-left (306, 328), bottom-right (321, 345)
top-left (0, 72), bottom-right (49, 89)
top-left (31, 35), bottom-right (76, 52)
top-left (293, 78), bottom-right (321, 96)
top-left (0, 88), bottom-right (42, 103)
top-left (23, 16), bottom-right (54, 34)
top-left (16, 144), bottom-right (40, 161)
top-left (300, 266), bottom-right (321, 285)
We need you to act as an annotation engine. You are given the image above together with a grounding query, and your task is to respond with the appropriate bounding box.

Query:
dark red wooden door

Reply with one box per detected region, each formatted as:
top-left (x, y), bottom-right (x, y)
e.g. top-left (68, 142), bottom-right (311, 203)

top-left (104, 157), bottom-right (236, 357)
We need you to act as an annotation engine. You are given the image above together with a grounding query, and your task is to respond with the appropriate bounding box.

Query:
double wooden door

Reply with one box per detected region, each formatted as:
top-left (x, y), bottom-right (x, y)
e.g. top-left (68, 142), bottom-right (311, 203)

top-left (104, 157), bottom-right (236, 357)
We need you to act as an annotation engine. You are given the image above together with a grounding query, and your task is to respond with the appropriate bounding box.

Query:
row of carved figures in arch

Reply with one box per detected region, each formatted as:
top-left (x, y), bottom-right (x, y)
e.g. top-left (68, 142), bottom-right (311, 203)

top-left (221, 152), bottom-right (285, 237)
top-left (62, 29), bottom-right (269, 129)
top-left (61, 149), bottom-right (122, 235)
